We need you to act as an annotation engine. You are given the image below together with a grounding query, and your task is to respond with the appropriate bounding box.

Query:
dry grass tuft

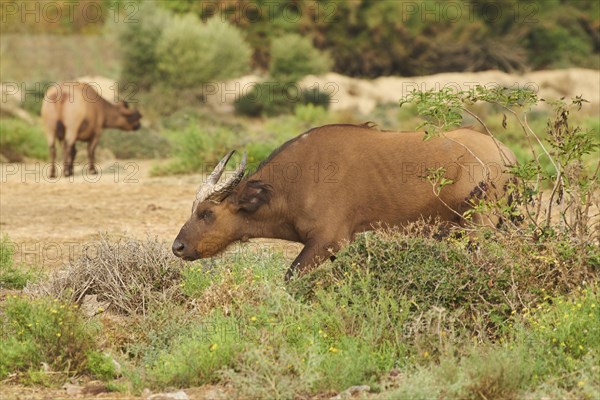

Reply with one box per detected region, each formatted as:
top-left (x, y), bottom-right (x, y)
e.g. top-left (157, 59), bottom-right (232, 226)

top-left (26, 235), bottom-right (185, 315)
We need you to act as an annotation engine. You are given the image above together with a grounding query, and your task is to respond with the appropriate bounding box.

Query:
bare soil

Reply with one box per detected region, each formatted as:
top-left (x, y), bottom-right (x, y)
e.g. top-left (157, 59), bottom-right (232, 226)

top-left (0, 160), bottom-right (197, 269)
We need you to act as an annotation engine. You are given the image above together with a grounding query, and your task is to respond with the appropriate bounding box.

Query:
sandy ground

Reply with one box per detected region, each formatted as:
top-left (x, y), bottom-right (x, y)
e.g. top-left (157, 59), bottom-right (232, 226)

top-left (0, 159), bottom-right (302, 271)
top-left (0, 160), bottom-right (197, 269)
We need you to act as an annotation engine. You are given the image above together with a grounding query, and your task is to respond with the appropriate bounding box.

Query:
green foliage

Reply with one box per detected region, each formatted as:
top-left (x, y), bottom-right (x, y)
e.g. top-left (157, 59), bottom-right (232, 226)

top-left (301, 87), bottom-right (331, 109)
top-left (0, 296), bottom-right (98, 381)
top-left (400, 86), bottom-right (599, 247)
top-left (234, 82), bottom-right (332, 117)
top-left (0, 235), bottom-right (38, 290)
top-left (86, 351), bottom-right (117, 381)
top-left (514, 288), bottom-right (600, 380)
top-left (269, 34), bottom-right (331, 83)
top-left (292, 227), bottom-right (596, 346)
top-left (0, 119), bottom-right (47, 161)
top-left (156, 15), bottom-right (251, 90)
top-left (100, 128), bottom-right (171, 159)
top-left (117, 2), bottom-right (172, 90)
top-left (151, 124), bottom-right (238, 176)
top-left (145, 315), bottom-right (241, 388)
top-left (234, 34), bottom-right (331, 117)
top-left (383, 287), bottom-right (600, 399)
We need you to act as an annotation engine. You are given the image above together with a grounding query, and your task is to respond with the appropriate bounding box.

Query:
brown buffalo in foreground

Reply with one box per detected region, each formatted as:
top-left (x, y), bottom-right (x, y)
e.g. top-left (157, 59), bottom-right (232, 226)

top-left (172, 124), bottom-right (517, 280)
top-left (41, 82), bottom-right (142, 177)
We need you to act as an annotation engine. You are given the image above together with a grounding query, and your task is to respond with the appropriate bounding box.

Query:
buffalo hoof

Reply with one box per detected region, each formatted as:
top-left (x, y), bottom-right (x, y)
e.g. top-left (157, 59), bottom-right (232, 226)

top-left (88, 166), bottom-right (98, 175)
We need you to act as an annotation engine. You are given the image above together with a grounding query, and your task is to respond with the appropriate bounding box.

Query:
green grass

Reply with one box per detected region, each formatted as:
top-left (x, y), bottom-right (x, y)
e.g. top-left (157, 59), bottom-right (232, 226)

top-left (381, 287), bottom-right (600, 399)
top-left (1, 229), bottom-right (597, 397)
top-left (0, 296), bottom-right (99, 382)
top-left (0, 119), bottom-right (47, 161)
top-left (0, 235), bottom-right (39, 290)
top-left (151, 104), bottom-right (333, 176)
top-left (100, 128), bottom-right (171, 159)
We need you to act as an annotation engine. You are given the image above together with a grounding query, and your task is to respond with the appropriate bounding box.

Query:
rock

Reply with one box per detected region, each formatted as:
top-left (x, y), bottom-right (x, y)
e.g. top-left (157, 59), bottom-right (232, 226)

top-left (63, 383), bottom-right (83, 396)
top-left (80, 294), bottom-right (111, 317)
top-left (330, 385), bottom-right (370, 399)
top-left (147, 390), bottom-right (189, 400)
top-left (82, 381), bottom-right (109, 395)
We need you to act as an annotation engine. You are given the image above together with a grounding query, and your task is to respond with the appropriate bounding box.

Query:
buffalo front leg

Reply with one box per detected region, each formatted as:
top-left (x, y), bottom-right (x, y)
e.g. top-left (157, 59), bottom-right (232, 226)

top-left (86, 135), bottom-right (100, 175)
top-left (284, 238), bottom-right (342, 281)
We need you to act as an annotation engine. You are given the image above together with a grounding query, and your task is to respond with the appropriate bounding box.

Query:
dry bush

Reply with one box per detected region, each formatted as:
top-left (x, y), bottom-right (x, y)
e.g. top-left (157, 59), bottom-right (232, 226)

top-left (26, 235), bottom-right (185, 315)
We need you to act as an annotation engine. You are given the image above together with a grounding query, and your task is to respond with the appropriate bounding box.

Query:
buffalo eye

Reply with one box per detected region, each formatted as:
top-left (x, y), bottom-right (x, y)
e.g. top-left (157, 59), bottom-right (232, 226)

top-left (197, 209), bottom-right (214, 222)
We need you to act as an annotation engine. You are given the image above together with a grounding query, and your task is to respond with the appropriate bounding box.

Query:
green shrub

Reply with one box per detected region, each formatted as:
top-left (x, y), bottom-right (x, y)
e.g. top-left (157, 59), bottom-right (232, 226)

top-left (301, 87), bottom-right (331, 109)
top-left (117, 2), bottom-right (172, 90)
top-left (234, 82), bottom-right (296, 116)
top-left (21, 81), bottom-right (51, 116)
top-left (0, 118), bottom-right (47, 161)
top-left (514, 287), bottom-right (600, 381)
top-left (382, 287), bottom-right (600, 399)
top-left (291, 227), bottom-right (596, 344)
top-left (100, 128), bottom-right (171, 159)
top-left (233, 87), bottom-right (264, 117)
top-left (234, 84), bottom-right (330, 118)
top-left (0, 234), bottom-right (38, 290)
top-left (151, 124), bottom-right (238, 176)
top-left (86, 351), bottom-right (117, 381)
top-left (145, 315), bottom-right (241, 388)
top-left (269, 34), bottom-right (331, 83)
top-left (0, 296), bottom-right (98, 380)
top-left (156, 15), bottom-right (251, 90)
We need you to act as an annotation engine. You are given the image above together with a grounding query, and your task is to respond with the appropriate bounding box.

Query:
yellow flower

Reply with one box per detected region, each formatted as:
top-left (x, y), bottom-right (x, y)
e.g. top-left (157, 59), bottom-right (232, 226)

top-left (423, 351), bottom-right (430, 358)
top-left (250, 316), bottom-right (257, 321)
top-left (328, 346), bottom-right (339, 353)
top-left (209, 343), bottom-right (218, 352)
top-left (56, 332), bottom-right (61, 337)
top-left (577, 381), bottom-right (585, 387)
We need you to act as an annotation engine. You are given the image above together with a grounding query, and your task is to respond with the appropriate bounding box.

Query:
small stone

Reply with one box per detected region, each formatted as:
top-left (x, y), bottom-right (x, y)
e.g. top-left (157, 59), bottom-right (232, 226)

top-left (330, 385), bottom-right (370, 399)
top-left (63, 383), bottom-right (83, 396)
top-left (148, 390), bottom-right (189, 400)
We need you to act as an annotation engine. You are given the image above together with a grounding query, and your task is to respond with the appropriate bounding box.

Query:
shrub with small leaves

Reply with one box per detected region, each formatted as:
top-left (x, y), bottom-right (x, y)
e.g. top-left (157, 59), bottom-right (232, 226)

top-left (0, 296), bottom-right (97, 380)
top-left (269, 34), bottom-right (331, 83)
top-left (156, 15), bottom-right (251, 90)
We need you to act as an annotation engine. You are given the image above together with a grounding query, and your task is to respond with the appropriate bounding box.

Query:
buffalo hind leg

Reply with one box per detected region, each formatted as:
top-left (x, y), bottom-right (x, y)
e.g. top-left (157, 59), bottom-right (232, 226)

top-left (284, 238), bottom-right (342, 281)
top-left (63, 139), bottom-right (77, 177)
top-left (86, 135), bottom-right (100, 175)
top-left (48, 139), bottom-right (57, 178)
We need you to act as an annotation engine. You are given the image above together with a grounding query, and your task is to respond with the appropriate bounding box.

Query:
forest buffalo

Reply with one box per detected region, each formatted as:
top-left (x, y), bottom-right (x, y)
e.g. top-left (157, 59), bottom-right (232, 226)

top-left (41, 82), bottom-right (141, 177)
top-left (172, 123), bottom-right (517, 280)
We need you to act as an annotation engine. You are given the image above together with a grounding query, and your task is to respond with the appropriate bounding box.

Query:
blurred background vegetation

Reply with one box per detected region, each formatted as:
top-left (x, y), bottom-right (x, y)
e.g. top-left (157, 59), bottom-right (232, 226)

top-left (2, 0), bottom-right (598, 76)
top-left (0, 0), bottom-right (598, 171)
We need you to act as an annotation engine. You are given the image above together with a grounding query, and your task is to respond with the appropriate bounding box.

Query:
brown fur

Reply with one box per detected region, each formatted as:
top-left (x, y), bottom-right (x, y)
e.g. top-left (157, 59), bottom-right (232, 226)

top-left (41, 82), bottom-right (142, 177)
top-left (173, 124), bottom-right (517, 280)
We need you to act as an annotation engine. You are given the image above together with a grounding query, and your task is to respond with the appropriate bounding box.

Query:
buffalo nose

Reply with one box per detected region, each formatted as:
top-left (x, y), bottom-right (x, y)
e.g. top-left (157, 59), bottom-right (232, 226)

top-left (172, 239), bottom-right (185, 256)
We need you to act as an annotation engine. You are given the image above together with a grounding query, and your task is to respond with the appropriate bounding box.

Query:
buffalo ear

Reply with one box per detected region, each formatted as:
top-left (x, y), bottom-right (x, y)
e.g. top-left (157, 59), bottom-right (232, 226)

top-left (235, 180), bottom-right (272, 213)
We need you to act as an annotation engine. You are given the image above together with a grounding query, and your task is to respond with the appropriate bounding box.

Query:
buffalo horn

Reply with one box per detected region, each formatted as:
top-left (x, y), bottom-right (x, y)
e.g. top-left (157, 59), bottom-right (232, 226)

top-left (194, 150), bottom-right (247, 206)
